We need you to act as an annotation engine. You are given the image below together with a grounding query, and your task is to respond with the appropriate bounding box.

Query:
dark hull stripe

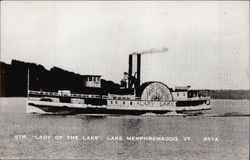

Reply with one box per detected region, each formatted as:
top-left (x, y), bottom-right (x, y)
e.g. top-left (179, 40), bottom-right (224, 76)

top-left (28, 103), bottom-right (209, 115)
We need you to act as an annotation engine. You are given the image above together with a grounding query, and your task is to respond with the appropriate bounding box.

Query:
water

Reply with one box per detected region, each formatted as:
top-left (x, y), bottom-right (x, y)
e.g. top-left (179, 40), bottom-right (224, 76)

top-left (0, 98), bottom-right (249, 160)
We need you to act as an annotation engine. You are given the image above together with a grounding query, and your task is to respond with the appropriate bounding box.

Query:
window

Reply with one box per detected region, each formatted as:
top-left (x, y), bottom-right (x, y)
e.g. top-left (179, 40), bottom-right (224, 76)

top-left (89, 77), bottom-right (92, 81)
top-left (177, 93), bottom-right (179, 96)
top-left (115, 101), bottom-right (117, 104)
top-left (110, 101), bottom-right (113, 104)
top-left (130, 101), bottom-right (132, 105)
top-left (93, 77), bottom-right (96, 81)
top-left (123, 101), bottom-right (125, 105)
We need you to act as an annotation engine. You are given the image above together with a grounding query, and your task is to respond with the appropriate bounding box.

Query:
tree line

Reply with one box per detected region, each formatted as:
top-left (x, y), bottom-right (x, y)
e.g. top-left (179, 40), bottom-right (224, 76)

top-left (0, 60), bottom-right (121, 97)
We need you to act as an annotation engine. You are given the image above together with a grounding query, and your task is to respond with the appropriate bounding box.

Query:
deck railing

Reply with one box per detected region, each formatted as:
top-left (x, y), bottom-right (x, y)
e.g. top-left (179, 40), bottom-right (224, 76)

top-left (28, 90), bottom-right (139, 100)
top-left (29, 90), bottom-right (210, 101)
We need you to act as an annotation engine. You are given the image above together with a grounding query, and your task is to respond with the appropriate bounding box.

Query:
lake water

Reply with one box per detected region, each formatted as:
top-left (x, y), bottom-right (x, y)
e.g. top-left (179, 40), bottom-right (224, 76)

top-left (0, 98), bottom-right (249, 160)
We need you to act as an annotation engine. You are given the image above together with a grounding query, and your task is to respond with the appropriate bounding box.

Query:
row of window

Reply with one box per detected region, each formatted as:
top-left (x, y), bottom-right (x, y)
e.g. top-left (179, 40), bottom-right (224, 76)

top-left (176, 93), bottom-right (186, 97)
top-left (109, 100), bottom-right (173, 106)
top-left (110, 100), bottom-right (139, 105)
top-left (86, 77), bottom-right (100, 82)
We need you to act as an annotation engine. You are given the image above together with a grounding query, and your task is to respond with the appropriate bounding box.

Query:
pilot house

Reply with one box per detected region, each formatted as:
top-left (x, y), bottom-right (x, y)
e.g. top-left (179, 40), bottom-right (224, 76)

top-left (83, 75), bottom-right (101, 88)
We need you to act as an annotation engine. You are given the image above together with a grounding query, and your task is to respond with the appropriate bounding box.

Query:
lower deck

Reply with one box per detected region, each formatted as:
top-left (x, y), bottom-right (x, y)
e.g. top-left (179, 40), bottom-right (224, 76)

top-left (27, 97), bottom-right (211, 115)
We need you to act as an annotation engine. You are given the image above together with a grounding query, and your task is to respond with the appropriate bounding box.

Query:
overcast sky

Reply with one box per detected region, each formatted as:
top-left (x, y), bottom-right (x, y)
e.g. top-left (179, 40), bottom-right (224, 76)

top-left (1, 1), bottom-right (249, 89)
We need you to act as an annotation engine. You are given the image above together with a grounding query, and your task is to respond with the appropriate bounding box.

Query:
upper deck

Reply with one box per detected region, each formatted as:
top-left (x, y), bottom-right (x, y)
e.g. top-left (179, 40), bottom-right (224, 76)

top-left (28, 89), bottom-right (210, 102)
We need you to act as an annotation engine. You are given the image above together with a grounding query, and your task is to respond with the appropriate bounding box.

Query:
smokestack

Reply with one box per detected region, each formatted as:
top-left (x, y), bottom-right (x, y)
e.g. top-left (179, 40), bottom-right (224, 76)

top-left (137, 54), bottom-right (141, 86)
top-left (128, 47), bottom-right (168, 89)
top-left (128, 55), bottom-right (133, 88)
top-left (128, 54), bottom-right (141, 89)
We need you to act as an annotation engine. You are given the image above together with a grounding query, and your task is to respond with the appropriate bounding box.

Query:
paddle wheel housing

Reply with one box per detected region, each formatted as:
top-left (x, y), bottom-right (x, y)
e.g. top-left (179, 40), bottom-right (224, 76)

top-left (138, 81), bottom-right (173, 101)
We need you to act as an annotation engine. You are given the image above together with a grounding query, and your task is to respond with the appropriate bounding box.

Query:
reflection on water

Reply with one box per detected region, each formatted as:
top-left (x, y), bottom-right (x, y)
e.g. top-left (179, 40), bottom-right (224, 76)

top-left (0, 98), bottom-right (249, 160)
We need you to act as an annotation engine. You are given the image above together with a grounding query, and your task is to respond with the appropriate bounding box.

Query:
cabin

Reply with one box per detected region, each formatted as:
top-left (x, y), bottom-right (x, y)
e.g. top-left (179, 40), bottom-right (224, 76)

top-left (172, 86), bottom-right (190, 100)
top-left (83, 75), bottom-right (101, 88)
top-left (172, 86), bottom-right (210, 100)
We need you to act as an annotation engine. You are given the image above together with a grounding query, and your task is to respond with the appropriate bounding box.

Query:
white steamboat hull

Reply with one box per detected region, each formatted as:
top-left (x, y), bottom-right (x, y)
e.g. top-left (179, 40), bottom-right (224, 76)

top-left (26, 99), bottom-right (211, 115)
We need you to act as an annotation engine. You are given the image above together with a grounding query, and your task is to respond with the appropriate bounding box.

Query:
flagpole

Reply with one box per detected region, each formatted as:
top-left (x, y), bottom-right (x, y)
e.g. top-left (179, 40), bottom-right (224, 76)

top-left (27, 68), bottom-right (29, 98)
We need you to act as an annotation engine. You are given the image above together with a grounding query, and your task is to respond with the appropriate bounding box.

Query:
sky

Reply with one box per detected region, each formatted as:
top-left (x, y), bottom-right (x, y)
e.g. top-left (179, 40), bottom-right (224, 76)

top-left (1, 1), bottom-right (249, 89)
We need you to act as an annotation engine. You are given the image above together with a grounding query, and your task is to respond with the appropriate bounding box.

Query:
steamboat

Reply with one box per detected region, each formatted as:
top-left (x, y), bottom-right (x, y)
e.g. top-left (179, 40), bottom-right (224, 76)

top-left (27, 48), bottom-right (211, 115)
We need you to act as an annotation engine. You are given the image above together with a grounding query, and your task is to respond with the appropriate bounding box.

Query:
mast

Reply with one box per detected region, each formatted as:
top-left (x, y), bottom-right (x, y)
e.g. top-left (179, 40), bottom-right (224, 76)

top-left (27, 68), bottom-right (29, 98)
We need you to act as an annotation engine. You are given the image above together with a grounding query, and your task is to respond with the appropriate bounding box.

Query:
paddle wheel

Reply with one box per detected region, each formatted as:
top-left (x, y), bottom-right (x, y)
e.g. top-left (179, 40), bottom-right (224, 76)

top-left (140, 82), bottom-right (173, 101)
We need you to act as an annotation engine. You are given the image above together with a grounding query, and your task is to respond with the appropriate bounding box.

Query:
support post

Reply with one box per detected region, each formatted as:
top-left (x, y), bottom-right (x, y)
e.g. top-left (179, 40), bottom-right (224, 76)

top-left (27, 68), bottom-right (29, 98)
